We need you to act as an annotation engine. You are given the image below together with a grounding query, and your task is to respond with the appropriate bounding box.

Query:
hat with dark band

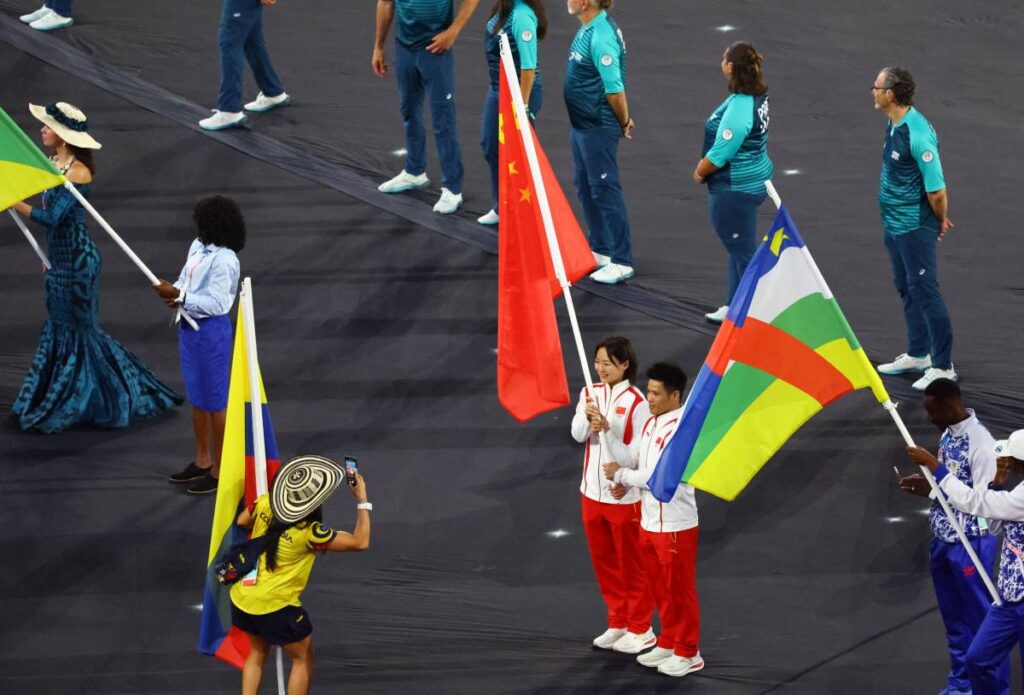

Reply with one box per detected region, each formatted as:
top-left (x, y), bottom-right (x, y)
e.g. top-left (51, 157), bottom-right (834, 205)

top-left (29, 102), bottom-right (102, 150)
top-left (270, 455), bottom-right (345, 524)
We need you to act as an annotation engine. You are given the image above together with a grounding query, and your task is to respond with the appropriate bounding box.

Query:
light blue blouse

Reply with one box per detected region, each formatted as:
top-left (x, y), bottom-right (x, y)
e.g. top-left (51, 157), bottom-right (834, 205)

top-left (173, 238), bottom-right (240, 320)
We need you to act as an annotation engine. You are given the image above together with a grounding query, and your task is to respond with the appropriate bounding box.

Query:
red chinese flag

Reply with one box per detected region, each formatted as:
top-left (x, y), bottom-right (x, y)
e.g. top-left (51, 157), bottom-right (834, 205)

top-left (497, 62), bottom-right (596, 422)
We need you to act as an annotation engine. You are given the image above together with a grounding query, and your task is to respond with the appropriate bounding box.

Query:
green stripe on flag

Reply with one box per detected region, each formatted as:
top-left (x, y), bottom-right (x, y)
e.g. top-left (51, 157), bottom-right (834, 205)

top-left (0, 106), bottom-right (62, 173)
top-left (683, 363), bottom-right (775, 480)
top-left (769, 294), bottom-right (861, 350)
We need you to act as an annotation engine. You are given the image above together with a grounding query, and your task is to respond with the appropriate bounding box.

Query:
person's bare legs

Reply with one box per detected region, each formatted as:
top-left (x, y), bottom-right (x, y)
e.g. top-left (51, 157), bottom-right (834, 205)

top-left (242, 634), bottom-right (270, 695)
top-left (192, 407), bottom-right (213, 470)
top-left (283, 636), bottom-right (314, 695)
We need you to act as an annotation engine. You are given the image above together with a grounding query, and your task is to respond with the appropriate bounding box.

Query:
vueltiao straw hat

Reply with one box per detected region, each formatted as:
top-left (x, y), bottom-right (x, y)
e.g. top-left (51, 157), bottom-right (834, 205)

top-left (270, 455), bottom-right (345, 524)
top-left (29, 102), bottom-right (102, 150)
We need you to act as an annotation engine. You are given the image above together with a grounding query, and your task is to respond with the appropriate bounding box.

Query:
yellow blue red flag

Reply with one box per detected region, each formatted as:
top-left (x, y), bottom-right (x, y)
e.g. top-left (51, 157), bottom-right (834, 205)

top-left (198, 304), bottom-right (281, 667)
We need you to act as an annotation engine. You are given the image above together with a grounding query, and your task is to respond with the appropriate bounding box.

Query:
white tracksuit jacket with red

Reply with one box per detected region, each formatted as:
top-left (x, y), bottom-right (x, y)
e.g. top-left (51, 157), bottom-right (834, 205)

top-left (611, 406), bottom-right (698, 533)
top-left (570, 381), bottom-right (650, 505)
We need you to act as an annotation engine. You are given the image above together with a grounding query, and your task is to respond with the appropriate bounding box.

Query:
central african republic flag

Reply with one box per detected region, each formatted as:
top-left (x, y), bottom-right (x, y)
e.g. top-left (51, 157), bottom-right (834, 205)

top-left (649, 205), bottom-right (889, 502)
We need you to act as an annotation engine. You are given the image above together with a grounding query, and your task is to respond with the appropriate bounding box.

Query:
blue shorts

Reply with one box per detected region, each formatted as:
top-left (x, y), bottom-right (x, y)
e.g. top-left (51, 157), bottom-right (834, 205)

top-left (179, 315), bottom-right (232, 412)
top-left (231, 603), bottom-right (313, 647)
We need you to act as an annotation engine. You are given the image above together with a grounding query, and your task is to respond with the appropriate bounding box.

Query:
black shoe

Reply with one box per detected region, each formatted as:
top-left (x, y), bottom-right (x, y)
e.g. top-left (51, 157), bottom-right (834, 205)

top-left (168, 462), bottom-right (208, 484)
top-left (186, 473), bottom-right (219, 495)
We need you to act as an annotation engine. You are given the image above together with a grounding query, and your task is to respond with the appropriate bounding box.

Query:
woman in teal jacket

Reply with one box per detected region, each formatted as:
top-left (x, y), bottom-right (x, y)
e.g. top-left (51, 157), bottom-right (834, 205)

top-left (692, 42), bottom-right (773, 324)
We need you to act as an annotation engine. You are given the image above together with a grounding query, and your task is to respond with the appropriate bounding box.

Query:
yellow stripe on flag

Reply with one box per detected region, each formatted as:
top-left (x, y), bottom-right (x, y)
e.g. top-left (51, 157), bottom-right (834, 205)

top-left (687, 379), bottom-right (821, 501)
top-left (0, 160), bottom-right (65, 210)
top-left (816, 339), bottom-right (889, 403)
top-left (205, 305), bottom-right (268, 565)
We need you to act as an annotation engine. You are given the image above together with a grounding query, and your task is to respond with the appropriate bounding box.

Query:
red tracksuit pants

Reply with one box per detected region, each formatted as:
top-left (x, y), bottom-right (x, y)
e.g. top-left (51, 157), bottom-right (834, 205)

top-left (640, 527), bottom-right (700, 657)
top-left (581, 495), bottom-right (652, 633)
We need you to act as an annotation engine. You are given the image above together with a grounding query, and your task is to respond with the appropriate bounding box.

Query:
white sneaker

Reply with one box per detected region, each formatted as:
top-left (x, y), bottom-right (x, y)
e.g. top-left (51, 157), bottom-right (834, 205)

top-left (433, 187), bottom-right (463, 214)
top-left (658, 652), bottom-right (705, 677)
top-left (611, 628), bottom-right (656, 654)
top-left (477, 209), bottom-right (499, 226)
top-left (636, 646), bottom-right (674, 668)
top-left (877, 353), bottom-right (932, 375)
top-left (199, 110), bottom-right (247, 131)
top-left (592, 252), bottom-right (611, 268)
top-left (591, 627), bottom-right (626, 650)
top-left (705, 305), bottom-right (729, 324)
top-left (589, 263), bottom-right (635, 285)
top-left (244, 91), bottom-right (291, 112)
top-left (30, 10), bottom-right (72, 31)
top-left (20, 6), bottom-right (50, 23)
top-left (912, 366), bottom-right (957, 391)
top-left (378, 170), bottom-right (430, 194)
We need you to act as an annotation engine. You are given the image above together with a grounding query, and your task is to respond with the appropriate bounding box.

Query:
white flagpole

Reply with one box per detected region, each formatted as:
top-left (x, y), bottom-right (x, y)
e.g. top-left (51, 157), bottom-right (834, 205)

top-left (498, 35), bottom-right (609, 440)
top-left (62, 181), bottom-right (200, 331)
top-left (764, 179), bottom-right (1000, 604)
top-left (238, 277), bottom-right (287, 691)
top-left (7, 209), bottom-right (50, 269)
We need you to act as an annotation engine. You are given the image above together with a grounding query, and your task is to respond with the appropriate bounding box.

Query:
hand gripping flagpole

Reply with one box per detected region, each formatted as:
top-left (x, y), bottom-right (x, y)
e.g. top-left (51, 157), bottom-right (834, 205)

top-left (238, 277), bottom-right (288, 693)
top-left (62, 181), bottom-right (200, 331)
top-left (764, 180), bottom-right (1000, 604)
top-left (498, 35), bottom-right (611, 444)
top-left (7, 208), bottom-right (50, 269)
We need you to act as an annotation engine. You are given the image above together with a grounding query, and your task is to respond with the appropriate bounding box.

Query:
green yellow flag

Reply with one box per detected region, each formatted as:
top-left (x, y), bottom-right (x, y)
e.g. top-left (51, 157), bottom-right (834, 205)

top-left (0, 106), bottom-right (65, 210)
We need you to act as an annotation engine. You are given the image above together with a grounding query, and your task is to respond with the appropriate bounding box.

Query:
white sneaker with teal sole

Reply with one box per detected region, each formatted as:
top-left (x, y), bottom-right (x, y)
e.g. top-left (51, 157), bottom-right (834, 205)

top-left (477, 209), bottom-right (499, 226)
top-left (877, 353), bottom-right (931, 375)
top-left (30, 10), bottom-right (72, 31)
top-left (590, 263), bottom-right (634, 285)
top-left (705, 305), bottom-right (729, 324)
top-left (433, 188), bottom-right (463, 214)
top-left (244, 91), bottom-right (291, 113)
top-left (199, 110), bottom-right (247, 131)
top-left (20, 6), bottom-right (50, 23)
top-left (913, 366), bottom-right (957, 391)
top-left (378, 170), bottom-right (429, 194)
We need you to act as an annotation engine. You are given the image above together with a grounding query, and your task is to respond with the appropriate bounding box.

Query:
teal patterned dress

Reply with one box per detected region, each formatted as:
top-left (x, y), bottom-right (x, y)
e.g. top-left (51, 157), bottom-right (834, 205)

top-left (12, 181), bottom-right (182, 433)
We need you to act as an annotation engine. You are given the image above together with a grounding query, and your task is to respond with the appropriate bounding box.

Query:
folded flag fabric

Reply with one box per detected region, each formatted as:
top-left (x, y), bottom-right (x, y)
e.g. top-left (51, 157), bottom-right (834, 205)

top-left (496, 43), bottom-right (595, 422)
top-left (649, 205), bottom-right (889, 502)
top-left (0, 106), bottom-right (65, 210)
top-left (198, 303), bottom-right (282, 667)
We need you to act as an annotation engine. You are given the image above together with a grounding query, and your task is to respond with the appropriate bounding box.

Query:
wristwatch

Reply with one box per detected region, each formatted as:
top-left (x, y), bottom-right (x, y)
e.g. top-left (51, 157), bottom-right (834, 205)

top-left (357, 502), bottom-right (373, 511)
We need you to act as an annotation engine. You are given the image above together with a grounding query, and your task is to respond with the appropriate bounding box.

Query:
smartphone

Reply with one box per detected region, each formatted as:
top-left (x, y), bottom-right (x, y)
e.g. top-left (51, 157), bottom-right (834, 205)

top-left (344, 456), bottom-right (358, 487)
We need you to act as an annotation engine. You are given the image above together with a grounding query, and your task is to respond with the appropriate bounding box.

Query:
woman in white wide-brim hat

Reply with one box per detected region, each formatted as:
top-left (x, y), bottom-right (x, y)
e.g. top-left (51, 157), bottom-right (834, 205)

top-left (231, 455), bottom-right (372, 694)
top-left (7, 102), bottom-right (181, 433)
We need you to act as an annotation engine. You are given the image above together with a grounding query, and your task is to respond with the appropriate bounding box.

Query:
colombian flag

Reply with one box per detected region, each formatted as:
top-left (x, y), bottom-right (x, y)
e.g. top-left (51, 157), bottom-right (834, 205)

top-left (649, 205), bottom-right (889, 502)
top-left (198, 301), bottom-right (281, 667)
top-left (0, 106), bottom-right (65, 210)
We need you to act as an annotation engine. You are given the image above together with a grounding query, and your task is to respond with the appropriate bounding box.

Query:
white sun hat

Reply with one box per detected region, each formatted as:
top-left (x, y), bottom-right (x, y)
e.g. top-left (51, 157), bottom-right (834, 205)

top-left (29, 102), bottom-right (102, 149)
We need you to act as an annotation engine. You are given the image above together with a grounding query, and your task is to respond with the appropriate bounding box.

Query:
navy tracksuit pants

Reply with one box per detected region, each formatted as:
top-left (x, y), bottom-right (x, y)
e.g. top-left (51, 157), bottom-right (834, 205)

top-left (217, 0), bottom-right (285, 113)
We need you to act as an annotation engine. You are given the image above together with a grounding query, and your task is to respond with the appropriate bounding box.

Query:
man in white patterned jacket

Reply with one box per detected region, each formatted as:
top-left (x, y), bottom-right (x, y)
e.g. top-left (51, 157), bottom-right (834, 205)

top-left (899, 378), bottom-right (1009, 695)
top-left (910, 428), bottom-right (1024, 695)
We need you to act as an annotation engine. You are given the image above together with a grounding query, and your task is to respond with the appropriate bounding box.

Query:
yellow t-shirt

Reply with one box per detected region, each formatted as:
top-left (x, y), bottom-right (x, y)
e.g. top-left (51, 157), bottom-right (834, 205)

top-left (230, 495), bottom-right (336, 615)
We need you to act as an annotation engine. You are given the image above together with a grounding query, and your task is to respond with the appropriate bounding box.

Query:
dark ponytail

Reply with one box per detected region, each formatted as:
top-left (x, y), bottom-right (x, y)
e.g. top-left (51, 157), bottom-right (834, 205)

top-left (725, 42), bottom-right (767, 96)
top-left (262, 506), bottom-right (324, 572)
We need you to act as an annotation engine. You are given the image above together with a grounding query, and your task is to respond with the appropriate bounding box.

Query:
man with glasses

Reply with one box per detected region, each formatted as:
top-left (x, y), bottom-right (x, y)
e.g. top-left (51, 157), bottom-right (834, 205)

top-left (872, 67), bottom-right (957, 391)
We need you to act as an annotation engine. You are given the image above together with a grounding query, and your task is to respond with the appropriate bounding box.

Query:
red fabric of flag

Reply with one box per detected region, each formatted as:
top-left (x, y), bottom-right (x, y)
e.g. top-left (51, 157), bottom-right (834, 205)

top-left (497, 59), bottom-right (595, 422)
